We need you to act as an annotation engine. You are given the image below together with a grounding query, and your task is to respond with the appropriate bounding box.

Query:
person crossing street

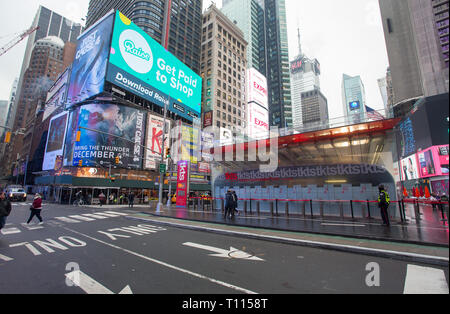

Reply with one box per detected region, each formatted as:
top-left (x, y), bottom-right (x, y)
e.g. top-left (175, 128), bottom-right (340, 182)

top-left (0, 192), bottom-right (12, 231)
top-left (27, 193), bottom-right (44, 225)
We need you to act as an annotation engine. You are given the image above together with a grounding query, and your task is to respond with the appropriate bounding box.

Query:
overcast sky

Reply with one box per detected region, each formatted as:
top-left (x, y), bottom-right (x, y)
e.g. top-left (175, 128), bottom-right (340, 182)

top-left (0, 0), bottom-right (389, 120)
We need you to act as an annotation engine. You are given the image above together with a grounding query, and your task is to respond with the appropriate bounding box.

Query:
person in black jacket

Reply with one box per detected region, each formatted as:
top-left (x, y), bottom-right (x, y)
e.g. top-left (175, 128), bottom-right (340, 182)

top-left (224, 190), bottom-right (234, 219)
top-left (0, 192), bottom-right (12, 231)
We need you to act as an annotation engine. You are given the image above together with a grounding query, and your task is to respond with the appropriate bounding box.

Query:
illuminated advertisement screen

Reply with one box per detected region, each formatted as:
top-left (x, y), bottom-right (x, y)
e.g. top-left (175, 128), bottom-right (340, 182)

top-left (106, 11), bottom-right (202, 121)
top-left (247, 102), bottom-right (269, 140)
top-left (42, 111), bottom-right (69, 170)
top-left (66, 11), bottom-right (115, 107)
top-left (144, 114), bottom-right (171, 170)
top-left (400, 154), bottom-right (420, 181)
top-left (417, 147), bottom-right (436, 177)
top-left (349, 101), bottom-right (360, 111)
top-left (70, 103), bottom-right (145, 169)
top-left (417, 145), bottom-right (450, 178)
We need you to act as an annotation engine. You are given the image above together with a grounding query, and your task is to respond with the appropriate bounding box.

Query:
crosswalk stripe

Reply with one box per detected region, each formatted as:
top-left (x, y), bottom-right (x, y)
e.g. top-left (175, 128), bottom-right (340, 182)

top-left (21, 223), bottom-right (44, 230)
top-left (404, 264), bottom-right (449, 294)
top-left (69, 215), bottom-right (96, 222)
top-left (81, 213), bottom-right (108, 219)
top-left (1, 228), bottom-right (21, 235)
top-left (55, 217), bottom-right (81, 223)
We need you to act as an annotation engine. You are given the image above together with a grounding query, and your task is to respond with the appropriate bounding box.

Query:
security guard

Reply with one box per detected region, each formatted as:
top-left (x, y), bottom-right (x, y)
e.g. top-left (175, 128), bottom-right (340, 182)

top-left (378, 185), bottom-right (391, 226)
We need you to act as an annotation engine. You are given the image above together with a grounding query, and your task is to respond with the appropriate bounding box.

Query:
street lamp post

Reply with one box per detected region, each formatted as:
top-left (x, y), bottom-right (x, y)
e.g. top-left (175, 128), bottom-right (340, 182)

top-left (157, 99), bottom-right (169, 213)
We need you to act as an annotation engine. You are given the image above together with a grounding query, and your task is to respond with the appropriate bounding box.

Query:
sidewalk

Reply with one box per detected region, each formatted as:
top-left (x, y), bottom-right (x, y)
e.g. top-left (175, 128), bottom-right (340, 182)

top-left (129, 205), bottom-right (449, 247)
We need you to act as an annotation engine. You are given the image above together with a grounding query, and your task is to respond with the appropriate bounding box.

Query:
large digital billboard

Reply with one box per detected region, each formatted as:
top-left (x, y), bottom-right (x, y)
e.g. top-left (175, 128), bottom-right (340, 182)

top-left (70, 103), bottom-right (145, 169)
top-left (42, 112), bottom-right (69, 171)
top-left (417, 145), bottom-right (449, 178)
top-left (106, 12), bottom-right (202, 121)
top-left (66, 11), bottom-right (115, 107)
top-left (44, 68), bottom-right (70, 121)
top-left (144, 114), bottom-right (171, 170)
top-left (247, 102), bottom-right (269, 140)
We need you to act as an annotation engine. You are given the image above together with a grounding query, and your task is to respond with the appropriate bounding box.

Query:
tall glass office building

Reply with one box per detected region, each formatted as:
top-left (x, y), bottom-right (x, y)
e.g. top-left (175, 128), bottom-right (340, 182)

top-left (222, 0), bottom-right (292, 129)
top-left (341, 74), bottom-right (367, 125)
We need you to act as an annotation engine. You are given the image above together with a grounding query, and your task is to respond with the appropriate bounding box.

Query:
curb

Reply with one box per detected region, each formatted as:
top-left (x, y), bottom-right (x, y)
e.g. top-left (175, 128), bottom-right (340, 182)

top-left (126, 215), bottom-right (449, 267)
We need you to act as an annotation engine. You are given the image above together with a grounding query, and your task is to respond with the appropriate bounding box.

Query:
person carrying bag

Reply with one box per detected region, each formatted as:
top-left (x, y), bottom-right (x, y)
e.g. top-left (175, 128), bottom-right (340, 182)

top-left (0, 192), bottom-right (12, 231)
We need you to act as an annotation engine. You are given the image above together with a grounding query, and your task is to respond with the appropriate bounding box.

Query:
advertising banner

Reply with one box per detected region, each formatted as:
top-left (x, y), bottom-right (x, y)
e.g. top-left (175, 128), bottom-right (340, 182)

top-left (400, 154), bottom-right (420, 181)
top-left (417, 145), bottom-right (450, 178)
top-left (144, 115), bottom-right (171, 170)
top-left (42, 111), bottom-right (69, 171)
top-left (247, 102), bottom-right (269, 140)
top-left (67, 11), bottom-right (115, 107)
top-left (247, 68), bottom-right (268, 110)
top-left (107, 12), bottom-right (202, 121)
top-left (203, 111), bottom-right (213, 128)
top-left (176, 160), bottom-right (190, 207)
top-left (71, 103), bottom-right (145, 169)
top-left (417, 147), bottom-right (436, 178)
top-left (44, 68), bottom-right (70, 121)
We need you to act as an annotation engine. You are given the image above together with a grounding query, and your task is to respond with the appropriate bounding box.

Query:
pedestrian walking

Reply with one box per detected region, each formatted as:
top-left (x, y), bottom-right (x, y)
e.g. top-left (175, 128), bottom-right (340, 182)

top-left (0, 192), bottom-right (12, 231)
top-left (27, 194), bottom-right (43, 225)
top-left (128, 192), bottom-right (135, 208)
top-left (99, 192), bottom-right (106, 207)
top-left (232, 190), bottom-right (239, 217)
top-left (224, 190), bottom-right (234, 219)
top-left (377, 185), bottom-right (390, 226)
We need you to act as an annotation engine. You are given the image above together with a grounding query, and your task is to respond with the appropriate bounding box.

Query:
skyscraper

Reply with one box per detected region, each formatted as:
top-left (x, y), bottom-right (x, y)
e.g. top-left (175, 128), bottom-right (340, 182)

top-left (200, 4), bottom-right (248, 136)
top-left (342, 74), bottom-right (367, 125)
top-left (86, 0), bottom-right (203, 75)
top-left (290, 29), bottom-right (321, 129)
top-left (221, 0), bottom-right (266, 74)
top-left (222, 0), bottom-right (291, 129)
top-left (379, 0), bottom-right (449, 116)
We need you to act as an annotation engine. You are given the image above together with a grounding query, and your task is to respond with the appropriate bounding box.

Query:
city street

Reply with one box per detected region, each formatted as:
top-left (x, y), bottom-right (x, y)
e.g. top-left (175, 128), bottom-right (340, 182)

top-left (1, 202), bottom-right (448, 295)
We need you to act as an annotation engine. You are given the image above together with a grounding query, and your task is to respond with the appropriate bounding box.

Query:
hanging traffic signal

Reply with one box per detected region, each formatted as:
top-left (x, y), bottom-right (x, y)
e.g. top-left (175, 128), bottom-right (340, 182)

top-left (78, 160), bottom-right (83, 167)
top-left (115, 156), bottom-right (120, 164)
top-left (166, 148), bottom-right (171, 158)
top-left (4, 132), bottom-right (11, 143)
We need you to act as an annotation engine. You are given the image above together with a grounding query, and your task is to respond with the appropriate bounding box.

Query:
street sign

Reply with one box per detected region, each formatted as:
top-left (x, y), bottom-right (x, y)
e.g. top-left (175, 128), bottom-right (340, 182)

top-left (159, 163), bottom-right (167, 174)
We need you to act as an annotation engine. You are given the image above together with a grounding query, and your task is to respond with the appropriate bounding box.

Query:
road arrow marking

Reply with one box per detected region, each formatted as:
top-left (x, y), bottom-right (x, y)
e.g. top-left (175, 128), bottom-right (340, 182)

top-left (65, 270), bottom-right (133, 294)
top-left (183, 242), bottom-right (264, 261)
top-left (403, 265), bottom-right (449, 294)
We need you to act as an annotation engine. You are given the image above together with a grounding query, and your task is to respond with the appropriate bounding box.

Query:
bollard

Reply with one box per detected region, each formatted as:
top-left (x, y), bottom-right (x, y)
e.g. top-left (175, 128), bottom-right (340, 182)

top-left (398, 201), bottom-right (404, 223)
top-left (257, 201), bottom-right (260, 215)
top-left (367, 200), bottom-right (371, 218)
top-left (285, 202), bottom-right (289, 217)
top-left (302, 202), bottom-right (306, 216)
top-left (249, 198), bottom-right (252, 215)
top-left (415, 200), bottom-right (421, 221)
top-left (361, 202), bottom-right (366, 218)
top-left (310, 200), bottom-right (313, 217)
top-left (221, 199), bottom-right (225, 213)
top-left (350, 200), bottom-right (354, 219)
top-left (202, 198), bottom-right (205, 211)
top-left (401, 199), bottom-right (406, 221)
top-left (339, 202), bottom-right (344, 218)
top-left (276, 199), bottom-right (279, 216)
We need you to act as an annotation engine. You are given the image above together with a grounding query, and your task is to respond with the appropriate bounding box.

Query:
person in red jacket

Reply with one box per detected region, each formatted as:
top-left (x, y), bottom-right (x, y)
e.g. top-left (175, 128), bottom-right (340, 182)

top-left (27, 194), bottom-right (43, 225)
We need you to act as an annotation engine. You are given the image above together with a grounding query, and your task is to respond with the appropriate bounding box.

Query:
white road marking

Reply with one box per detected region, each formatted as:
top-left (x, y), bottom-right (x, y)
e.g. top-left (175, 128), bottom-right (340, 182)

top-left (0, 253), bottom-right (14, 261)
top-left (82, 213), bottom-right (108, 219)
top-left (183, 242), bottom-right (265, 261)
top-left (69, 215), bottom-right (96, 222)
top-left (21, 223), bottom-right (44, 230)
top-left (403, 265), bottom-right (449, 294)
top-left (1, 228), bottom-right (21, 235)
top-left (55, 217), bottom-right (81, 223)
top-left (63, 227), bottom-right (258, 294)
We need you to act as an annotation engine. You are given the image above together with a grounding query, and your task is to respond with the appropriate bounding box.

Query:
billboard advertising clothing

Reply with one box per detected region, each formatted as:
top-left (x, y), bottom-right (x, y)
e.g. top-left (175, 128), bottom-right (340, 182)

top-left (42, 111), bottom-right (69, 171)
top-left (71, 103), bottom-right (145, 169)
top-left (417, 145), bottom-right (449, 178)
top-left (66, 11), bottom-right (115, 107)
top-left (144, 114), bottom-right (171, 170)
top-left (106, 12), bottom-right (202, 121)
top-left (247, 102), bottom-right (269, 140)
top-left (247, 68), bottom-right (268, 110)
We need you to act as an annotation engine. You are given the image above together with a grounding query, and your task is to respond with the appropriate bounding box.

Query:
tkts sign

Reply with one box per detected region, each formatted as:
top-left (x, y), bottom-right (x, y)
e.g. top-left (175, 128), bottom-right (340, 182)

top-left (176, 160), bottom-right (190, 207)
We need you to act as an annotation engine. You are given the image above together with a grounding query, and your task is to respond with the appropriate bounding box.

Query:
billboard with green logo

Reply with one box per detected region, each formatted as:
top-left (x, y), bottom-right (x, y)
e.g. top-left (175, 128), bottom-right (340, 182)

top-left (106, 12), bottom-right (202, 121)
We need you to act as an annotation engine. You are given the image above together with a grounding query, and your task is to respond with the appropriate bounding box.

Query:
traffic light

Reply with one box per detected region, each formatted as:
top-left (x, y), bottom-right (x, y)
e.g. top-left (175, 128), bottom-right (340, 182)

top-left (78, 160), bottom-right (83, 167)
top-left (4, 132), bottom-right (11, 143)
top-left (75, 131), bottom-right (81, 142)
top-left (110, 176), bottom-right (116, 182)
top-left (166, 148), bottom-right (171, 158)
top-left (115, 156), bottom-right (120, 164)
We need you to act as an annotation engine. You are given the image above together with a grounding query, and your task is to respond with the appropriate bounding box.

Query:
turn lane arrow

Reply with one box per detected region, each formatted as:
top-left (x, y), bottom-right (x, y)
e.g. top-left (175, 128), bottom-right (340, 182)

top-left (183, 242), bottom-right (264, 261)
